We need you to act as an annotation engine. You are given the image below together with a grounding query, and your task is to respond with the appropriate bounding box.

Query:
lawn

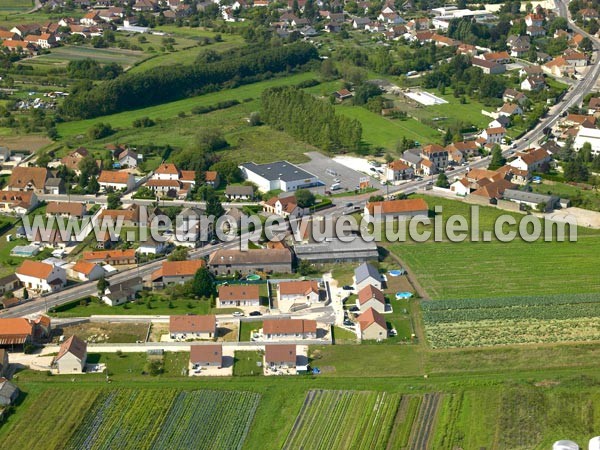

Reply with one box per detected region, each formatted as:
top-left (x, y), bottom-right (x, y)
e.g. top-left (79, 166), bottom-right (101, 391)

top-left (22, 45), bottom-right (147, 70)
top-left (532, 180), bottom-right (600, 212)
top-left (49, 297), bottom-right (240, 318)
top-left (233, 350), bottom-right (263, 376)
top-left (0, 0), bottom-right (32, 14)
top-left (387, 195), bottom-right (600, 299)
top-left (336, 104), bottom-right (443, 148)
top-left (239, 320), bottom-right (262, 341)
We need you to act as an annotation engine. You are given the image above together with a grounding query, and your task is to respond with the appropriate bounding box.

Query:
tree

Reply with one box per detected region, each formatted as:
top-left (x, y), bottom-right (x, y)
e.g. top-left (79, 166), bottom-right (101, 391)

top-left (22, 288), bottom-right (29, 300)
top-left (580, 37), bottom-right (593, 53)
top-left (353, 83), bottom-right (382, 106)
top-left (564, 158), bottom-right (589, 182)
top-left (295, 189), bottom-right (316, 208)
top-left (97, 277), bottom-right (109, 296)
top-left (168, 247), bottom-right (189, 261)
top-left (298, 260), bottom-right (315, 276)
top-left (488, 145), bottom-right (506, 170)
top-left (195, 128), bottom-right (228, 152)
top-left (190, 267), bottom-right (215, 298)
top-left (107, 192), bottom-right (121, 210)
top-left (88, 176), bottom-right (100, 195)
top-left (320, 58), bottom-right (337, 80)
top-left (436, 172), bottom-right (450, 188)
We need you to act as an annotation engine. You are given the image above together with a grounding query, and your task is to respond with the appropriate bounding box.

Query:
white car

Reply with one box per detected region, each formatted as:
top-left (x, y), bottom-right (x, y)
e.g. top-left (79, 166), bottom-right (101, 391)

top-left (232, 311), bottom-right (244, 317)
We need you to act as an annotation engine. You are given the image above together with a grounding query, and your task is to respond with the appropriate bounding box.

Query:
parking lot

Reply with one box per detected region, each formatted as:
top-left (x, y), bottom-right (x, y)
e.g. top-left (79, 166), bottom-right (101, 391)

top-left (299, 152), bottom-right (384, 194)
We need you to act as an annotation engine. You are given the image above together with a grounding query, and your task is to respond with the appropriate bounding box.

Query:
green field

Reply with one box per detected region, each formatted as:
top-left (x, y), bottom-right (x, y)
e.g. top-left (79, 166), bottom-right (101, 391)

top-left (336, 104), bottom-right (443, 147)
top-left (23, 46), bottom-right (147, 69)
top-left (388, 195), bottom-right (600, 299)
top-left (533, 180), bottom-right (600, 212)
top-left (0, 0), bottom-right (32, 14)
top-left (283, 390), bottom-right (402, 450)
top-left (422, 293), bottom-right (600, 348)
top-left (0, 388), bottom-right (260, 450)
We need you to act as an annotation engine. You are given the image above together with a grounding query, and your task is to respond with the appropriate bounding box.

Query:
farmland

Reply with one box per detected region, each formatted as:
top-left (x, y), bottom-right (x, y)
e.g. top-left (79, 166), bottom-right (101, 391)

top-left (388, 195), bottom-right (600, 299)
top-left (283, 390), bottom-right (402, 450)
top-left (0, 388), bottom-right (261, 450)
top-left (422, 293), bottom-right (600, 348)
top-left (23, 46), bottom-right (147, 70)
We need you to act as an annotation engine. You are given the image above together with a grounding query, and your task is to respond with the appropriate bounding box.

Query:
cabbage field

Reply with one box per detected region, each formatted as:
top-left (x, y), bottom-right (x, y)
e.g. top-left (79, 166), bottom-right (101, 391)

top-left (421, 293), bottom-right (600, 347)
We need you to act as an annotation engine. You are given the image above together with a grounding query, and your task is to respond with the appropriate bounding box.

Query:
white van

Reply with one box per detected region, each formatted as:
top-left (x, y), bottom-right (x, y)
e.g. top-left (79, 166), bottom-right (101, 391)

top-left (331, 183), bottom-right (341, 191)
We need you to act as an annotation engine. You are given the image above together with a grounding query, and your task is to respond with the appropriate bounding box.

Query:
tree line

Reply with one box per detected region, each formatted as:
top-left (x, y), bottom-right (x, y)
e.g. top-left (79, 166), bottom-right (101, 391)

top-left (60, 42), bottom-right (318, 119)
top-left (261, 86), bottom-right (362, 152)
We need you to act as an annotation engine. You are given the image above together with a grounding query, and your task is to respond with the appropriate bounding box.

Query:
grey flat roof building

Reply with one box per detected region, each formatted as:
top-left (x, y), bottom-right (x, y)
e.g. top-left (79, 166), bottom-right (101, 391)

top-left (241, 161), bottom-right (316, 182)
top-left (503, 189), bottom-right (558, 205)
top-left (294, 239), bottom-right (378, 264)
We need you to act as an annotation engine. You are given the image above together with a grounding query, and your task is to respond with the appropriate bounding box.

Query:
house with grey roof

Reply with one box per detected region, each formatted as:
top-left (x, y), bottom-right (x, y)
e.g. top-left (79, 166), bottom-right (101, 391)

top-left (294, 238), bottom-right (378, 264)
top-left (225, 185), bottom-right (254, 200)
top-left (354, 262), bottom-right (382, 291)
top-left (502, 189), bottom-right (560, 212)
top-left (44, 178), bottom-right (65, 195)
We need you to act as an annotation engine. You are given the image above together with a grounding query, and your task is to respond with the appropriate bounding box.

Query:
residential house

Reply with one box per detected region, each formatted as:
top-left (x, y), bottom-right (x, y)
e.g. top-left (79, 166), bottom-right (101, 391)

top-left (205, 171), bottom-right (220, 188)
top-left (480, 127), bottom-right (506, 145)
top-left (150, 260), bottom-right (204, 288)
top-left (264, 344), bottom-right (296, 369)
top-left (98, 170), bottom-right (135, 192)
top-left (2, 40), bottom-right (36, 53)
top-left (357, 307), bottom-right (387, 341)
top-left (471, 58), bottom-right (506, 75)
top-left (0, 191), bottom-right (38, 215)
top-left (521, 75), bottom-right (546, 91)
top-left (588, 97), bottom-right (600, 115)
top-left (420, 144), bottom-right (449, 172)
top-left (145, 163), bottom-right (195, 198)
top-left (498, 103), bottom-right (523, 117)
top-left (496, 165), bottom-right (530, 185)
top-left (262, 195), bottom-right (303, 218)
top-left (580, 8), bottom-right (599, 21)
top-left (564, 51), bottom-right (587, 67)
top-left (277, 280), bottom-right (320, 312)
top-left (45, 178), bottom-right (64, 195)
top-left (53, 335), bottom-right (87, 373)
top-left (60, 147), bottom-right (89, 173)
top-left (470, 178), bottom-right (516, 203)
top-left (208, 248), bottom-right (293, 275)
top-left (383, 160), bottom-right (414, 183)
top-left (101, 277), bottom-right (142, 306)
top-left (225, 185), bottom-right (254, 200)
top-left (239, 161), bottom-right (320, 193)
top-left (217, 284), bottom-right (260, 308)
top-left (479, 51), bottom-right (511, 64)
top-left (543, 57), bottom-right (574, 77)
top-left (68, 261), bottom-right (104, 282)
top-left (503, 88), bottom-right (527, 104)
top-left (263, 319), bottom-right (317, 340)
top-left (98, 205), bottom-right (142, 227)
top-left (80, 11), bottom-right (101, 26)
top-left (136, 237), bottom-right (167, 256)
top-left (509, 148), bottom-right (552, 173)
top-left (169, 315), bottom-right (216, 340)
top-left (334, 88), bottom-right (353, 100)
top-left (354, 262), bottom-right (382, 291)
top-left (524, 13), bottom-right (544, 27)
top-left (0, 378), bottom-right (19, 406)
top-left (0, 274), bottom-right (20, 296)
top-left (46, 201), bottom-right (86, 219)
top-left (450, 177), bottom-right (471, 196)
top-left (190, 344), bottom-right (222, 367)
top-left (526, 25), bottom-right (546, 37)
top-left (7, 166), bottom-right (48, 193)
top-left (519, 65), bottom-right (544, 77)
top-left (353, 17), bottom-right (371, 29)
top-left (117, 149), bottom-right (138, 168)
top-left (363, 198), bottom-right (429, 221)
top-left (446, 141), bottom-right (480, 161)
top-left (16, 260), bottom-right (66, 293)
top-left (83, 249), bottom-right (137, 265)
top-left (0, 318), bottom-right (32, 346)
top-left (357, 285), bottom-right (386, 314)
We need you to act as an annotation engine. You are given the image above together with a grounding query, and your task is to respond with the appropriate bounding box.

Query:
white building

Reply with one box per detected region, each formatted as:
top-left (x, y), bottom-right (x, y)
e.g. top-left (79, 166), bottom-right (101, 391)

top-left (54, 335), bottom-right (87, 373)
top-left (16, 260), bottom-right (66, 293)
top-left (239, 161), bottom-right (320, 193)
top-left (97, 171), bottom-right (135, 192)
top-left (574, 126), bottom-right (600, 155)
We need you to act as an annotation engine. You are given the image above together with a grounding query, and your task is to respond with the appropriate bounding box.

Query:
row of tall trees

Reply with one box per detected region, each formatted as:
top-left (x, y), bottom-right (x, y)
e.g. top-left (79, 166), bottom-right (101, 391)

top-left (261, 86), bottom-right (362, 151)
top-left (60, 42), bottom-right (318, 119)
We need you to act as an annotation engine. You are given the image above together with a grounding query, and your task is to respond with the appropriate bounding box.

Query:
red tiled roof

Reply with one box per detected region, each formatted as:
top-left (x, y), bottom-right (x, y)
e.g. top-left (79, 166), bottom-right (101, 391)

top-left (263, 319), bottom-right (317, 335)
top-left (169, 315), bottom-right (216, 333)
top-left (358, 307), bottom-right (387, 331)
top-left (16, 260), bottom-right (53, 279)
top-left (366, 198), bottom-right (428, 215)
top-left (218, 284), bottom-right (260, 301)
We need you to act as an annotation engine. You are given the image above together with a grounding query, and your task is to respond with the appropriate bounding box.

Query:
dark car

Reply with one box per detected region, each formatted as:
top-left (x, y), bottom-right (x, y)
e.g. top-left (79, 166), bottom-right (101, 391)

top-left (349, 306), bottom-right (359, 312)
top-left (249, 311), bottom-right (262, 317)
top-left (342, 285), bottom-right (354, 290)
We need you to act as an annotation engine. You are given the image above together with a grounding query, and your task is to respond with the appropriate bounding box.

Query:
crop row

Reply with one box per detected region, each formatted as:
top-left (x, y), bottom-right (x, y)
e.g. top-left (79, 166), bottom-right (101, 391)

top-left (283, 390), bottom-right (401, 450)
top-left (425, 317), bottom-right (600, 348)
top-left (421, 293), bottom-right (600, 312)
top-left (423, 302), bottom-right (600, 323)
top-left (151, 390), bottom-right (261, 450)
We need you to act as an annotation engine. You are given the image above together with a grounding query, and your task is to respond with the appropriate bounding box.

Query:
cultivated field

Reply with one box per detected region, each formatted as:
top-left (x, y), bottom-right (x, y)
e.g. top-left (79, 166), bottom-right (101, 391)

top-left (0, 388), bottom-right (260, 450)
top-left (422, 293), bottom-right (600, 348)
top-left (24, 46), bottom-right (147, 69)
top-left (283, 390), bottom-right (402, 450)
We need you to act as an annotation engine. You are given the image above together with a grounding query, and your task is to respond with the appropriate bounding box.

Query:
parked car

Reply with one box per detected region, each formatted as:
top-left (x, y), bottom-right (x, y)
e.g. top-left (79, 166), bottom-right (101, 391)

top-left (342, 285), bottom-right (354, 291)
top-left (249, 311), bottom-right (262, 316)
top-left (349, 306), bottom-right (359, 312)
top-left (232, 311), bottom-right (244, 317)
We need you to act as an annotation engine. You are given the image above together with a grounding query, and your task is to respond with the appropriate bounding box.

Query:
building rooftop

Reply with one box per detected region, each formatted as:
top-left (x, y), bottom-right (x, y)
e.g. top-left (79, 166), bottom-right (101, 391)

top-left (241, 161), bottom-right (316, 182)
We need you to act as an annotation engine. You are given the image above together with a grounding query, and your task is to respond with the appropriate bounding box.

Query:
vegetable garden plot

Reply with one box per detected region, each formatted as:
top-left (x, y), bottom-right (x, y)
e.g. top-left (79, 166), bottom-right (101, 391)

top-left (283, 390), bottom-right (401, 450)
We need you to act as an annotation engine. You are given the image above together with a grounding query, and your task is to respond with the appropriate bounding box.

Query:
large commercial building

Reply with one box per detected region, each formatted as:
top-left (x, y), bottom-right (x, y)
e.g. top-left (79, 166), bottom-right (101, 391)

top-left (239, 161), bottom-right (320, 193)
